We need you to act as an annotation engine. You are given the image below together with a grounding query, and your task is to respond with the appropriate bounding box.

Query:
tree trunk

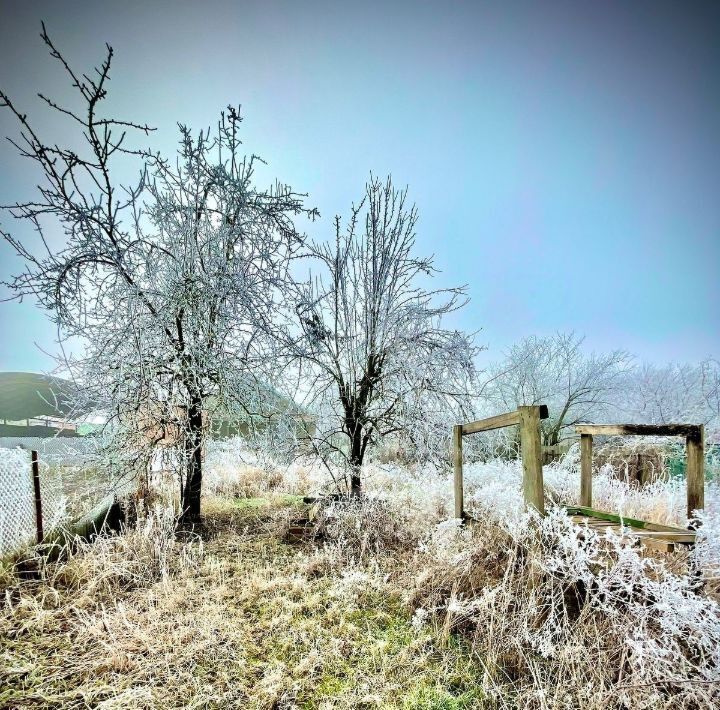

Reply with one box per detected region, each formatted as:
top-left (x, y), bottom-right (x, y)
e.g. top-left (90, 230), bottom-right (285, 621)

top-left (349, 425), bottom-right (364, 496)
top-left (545, 423), bottom-right (561, 448)
top-left (181, 395), bottom-right (203, 522)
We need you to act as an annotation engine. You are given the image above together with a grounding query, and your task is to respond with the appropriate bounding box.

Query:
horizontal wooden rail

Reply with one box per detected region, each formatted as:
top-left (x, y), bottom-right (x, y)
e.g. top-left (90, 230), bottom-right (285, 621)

top-left (575, 423), bottom-right (701, 438)
top-left (566, 505), bottom-right (692, 533)
top-left (462, 404), bottom-right (548, 435)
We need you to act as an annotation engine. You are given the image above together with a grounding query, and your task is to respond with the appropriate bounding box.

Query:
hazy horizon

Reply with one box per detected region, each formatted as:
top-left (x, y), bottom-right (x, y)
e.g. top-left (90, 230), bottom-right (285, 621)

top-left (1, 0), bottom-right (718, 373)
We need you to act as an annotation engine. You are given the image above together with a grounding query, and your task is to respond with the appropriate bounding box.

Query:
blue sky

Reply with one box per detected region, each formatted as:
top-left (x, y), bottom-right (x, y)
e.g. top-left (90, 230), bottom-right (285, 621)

top-left (0, 0), bottom-right (718, 372)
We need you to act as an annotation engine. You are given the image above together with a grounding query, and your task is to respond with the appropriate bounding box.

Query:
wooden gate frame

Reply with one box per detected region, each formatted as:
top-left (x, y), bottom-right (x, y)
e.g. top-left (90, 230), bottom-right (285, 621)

top-left (575, 423), bottom-right (705, 523)
top-left (453, 405), bottom-right (548, 519)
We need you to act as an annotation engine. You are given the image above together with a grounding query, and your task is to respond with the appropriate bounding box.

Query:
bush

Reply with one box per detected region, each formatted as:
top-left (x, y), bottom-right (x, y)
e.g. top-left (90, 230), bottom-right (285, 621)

top-left (313, 496), bottom-right (420, 562)
top-left (411, 507), bottom-right (720, 708)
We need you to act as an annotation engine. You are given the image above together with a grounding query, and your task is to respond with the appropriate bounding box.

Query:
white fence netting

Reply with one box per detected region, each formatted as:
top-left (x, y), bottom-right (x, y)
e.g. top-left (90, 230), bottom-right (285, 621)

top-left (0, 449), bottom-right (35, 557)
top-left (0, 448), bottom-right (68, 557)
top-left (0, 438), bottom-right (132, 557)
top-left (0, 437), bottom-right (98, 465)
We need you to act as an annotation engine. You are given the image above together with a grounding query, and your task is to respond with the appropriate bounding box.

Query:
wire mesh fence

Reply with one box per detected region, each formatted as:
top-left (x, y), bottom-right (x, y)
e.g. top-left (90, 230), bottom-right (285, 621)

top-left (0, 436), bottom-right (274, 557)
top-left (0, 438), bottom-right (134, 557)
top-left (0, 436), bottom-right (98, 465)
top-left (0, 448), bottom-right (35, 556)
top-left (0, 448), bottom-right (68, 557)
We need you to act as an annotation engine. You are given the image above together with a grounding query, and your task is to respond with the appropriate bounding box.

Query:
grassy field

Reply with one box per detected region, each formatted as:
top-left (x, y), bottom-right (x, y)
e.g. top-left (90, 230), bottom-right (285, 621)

top-left (1, 496), bottom-right (486, 709)
top-left (3, 450), bottom-right (720, 709)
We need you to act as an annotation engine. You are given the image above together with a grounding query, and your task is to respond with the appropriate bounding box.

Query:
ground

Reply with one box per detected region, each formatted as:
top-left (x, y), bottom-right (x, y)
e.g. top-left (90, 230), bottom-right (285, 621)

top-left (4, 455), bottom-right (720, 709)
top-left (1, 496), bottom-right (485, 709)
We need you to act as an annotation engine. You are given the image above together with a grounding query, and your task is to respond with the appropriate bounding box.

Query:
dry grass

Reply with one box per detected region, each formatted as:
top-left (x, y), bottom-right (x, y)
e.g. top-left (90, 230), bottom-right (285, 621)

top-left (410, 511), bottom-right (720, 709)
top-left (4, 447), bottom-right (720, 709)
top-left (1, 496), bottom-right (486, 709)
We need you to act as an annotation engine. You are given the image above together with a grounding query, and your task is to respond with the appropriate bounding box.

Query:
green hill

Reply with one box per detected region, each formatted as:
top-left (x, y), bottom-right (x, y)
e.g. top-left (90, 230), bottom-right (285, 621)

top-left (0, 372), bottom-right (80, 421)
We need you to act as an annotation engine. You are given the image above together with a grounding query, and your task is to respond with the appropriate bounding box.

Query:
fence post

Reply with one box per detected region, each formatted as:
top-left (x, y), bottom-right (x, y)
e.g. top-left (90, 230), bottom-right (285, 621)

top-left (580, 433), bottom-right (593, 507)
top-left (453, 424), bottom-right (464, 519)
top-left (518, 406), bottom-right (545, 514)
top-left (686, 425), bottom-right (705, 526)
top-left (31, 450), bottom-right (44, 544)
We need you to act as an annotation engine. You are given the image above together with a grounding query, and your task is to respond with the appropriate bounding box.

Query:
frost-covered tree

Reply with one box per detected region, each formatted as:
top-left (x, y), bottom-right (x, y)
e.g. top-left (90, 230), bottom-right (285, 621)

top-left (0, 26), bottom-right (314, 519)
top-left (620, 360), bottom-right (720, 435)
top-left (289, 176), bottom-right (480, 493)
top-left (486, 332), bottom-right (631, 446)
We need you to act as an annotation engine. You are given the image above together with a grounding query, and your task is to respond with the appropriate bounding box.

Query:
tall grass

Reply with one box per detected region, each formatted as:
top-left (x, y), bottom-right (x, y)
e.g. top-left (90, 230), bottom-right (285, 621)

top-left (206, 441), bottom-right (720, 706)
top-left (3, 441), bottom-right (720, 707)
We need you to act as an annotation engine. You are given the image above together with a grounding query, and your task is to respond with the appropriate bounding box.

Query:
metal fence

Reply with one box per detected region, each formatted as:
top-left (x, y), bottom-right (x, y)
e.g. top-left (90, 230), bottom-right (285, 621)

top-left (0, 449), bottom-right (35, 557)
top-left (0, 448), bottom-right (68, 557)
top-left (0, 438), bottom-right (108, 558)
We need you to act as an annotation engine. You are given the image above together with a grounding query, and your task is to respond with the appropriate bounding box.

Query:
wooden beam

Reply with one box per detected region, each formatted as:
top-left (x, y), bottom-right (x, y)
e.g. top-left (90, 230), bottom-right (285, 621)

top-left (575, 423), bottom-right (702, 438)
top-left (462, 410), bottom-right (520, 434)
top-left (453, 424), bottom-right (464, 519)
top-left (686, 424), bottom-right (705, 525)
top-left (566, 505), bottom-right (692, 533)
top-left (627, 531), bottom-right (696, 543)
top-left (518, 406), bottom-right (545, 514)
top-left (462, 405), bottom-right (548, 436)
top-left (579, 433), bottom-right (593, 507)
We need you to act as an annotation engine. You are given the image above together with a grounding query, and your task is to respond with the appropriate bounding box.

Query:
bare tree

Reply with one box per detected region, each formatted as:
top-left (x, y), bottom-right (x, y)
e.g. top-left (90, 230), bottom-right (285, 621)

top-left (620, 359), bottom-right (720, 435)
top-left (0, 26), bottom-right (314, 520)
top-left (486, 332), bottom-right (632, 446)
top-left (288, 176), bottom-right (480, 493)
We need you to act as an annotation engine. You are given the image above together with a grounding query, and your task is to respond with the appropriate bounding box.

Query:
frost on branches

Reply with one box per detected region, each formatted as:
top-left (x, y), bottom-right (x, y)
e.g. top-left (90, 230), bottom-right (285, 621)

top-left (0, 28), bottom-right (316, 519)
top-left (287, 176), bottom-right (480, 492)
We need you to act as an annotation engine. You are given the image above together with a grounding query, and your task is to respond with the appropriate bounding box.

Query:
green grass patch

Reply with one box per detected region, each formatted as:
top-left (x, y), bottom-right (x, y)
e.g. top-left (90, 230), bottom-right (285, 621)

top-left (233, 494), bottom-right (304, 509)
top-left (0, 494), bottom-right (488, 708)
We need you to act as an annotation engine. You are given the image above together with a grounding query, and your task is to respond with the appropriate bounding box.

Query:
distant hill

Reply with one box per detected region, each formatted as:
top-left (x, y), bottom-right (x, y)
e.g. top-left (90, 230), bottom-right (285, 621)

top-left (0, 371), bottom-right (314, 438)
top-left (0, 372), bottom-right (81, 421)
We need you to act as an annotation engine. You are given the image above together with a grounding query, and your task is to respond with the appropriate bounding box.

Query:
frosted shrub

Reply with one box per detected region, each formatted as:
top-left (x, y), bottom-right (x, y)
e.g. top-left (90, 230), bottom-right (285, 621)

top-left (314, 497), bottom-right (420, 562)
top-left (412, 504), bottom-right (720, 708)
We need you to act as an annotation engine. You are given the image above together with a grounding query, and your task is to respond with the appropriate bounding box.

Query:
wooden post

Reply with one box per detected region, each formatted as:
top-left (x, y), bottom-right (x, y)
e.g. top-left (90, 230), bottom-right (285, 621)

top-left (580, 434), bottom-right (593, 507)
top-left (686, 425), bottom-right (705, 525)
top-left (31, 450), bottom-right (44, 544)
top-left (453, 424), bottom-right (464, 519)
top-left (518, 406), bottom-right (545, 514)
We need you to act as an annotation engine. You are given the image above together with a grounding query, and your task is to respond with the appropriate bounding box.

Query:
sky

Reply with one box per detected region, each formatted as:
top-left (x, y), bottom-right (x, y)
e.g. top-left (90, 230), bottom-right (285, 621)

top-left (0, 0), bottom-right (718, 373)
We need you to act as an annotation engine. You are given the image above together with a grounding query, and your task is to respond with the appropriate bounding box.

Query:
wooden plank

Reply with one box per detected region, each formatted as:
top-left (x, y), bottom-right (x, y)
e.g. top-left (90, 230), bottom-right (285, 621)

top-left (640, 538), bottom-right (675, 553)
top-left (570, 511), bottom-right (694, 545)
top-left (462, 410), bottom-right (520, 434)
top-left (686, 424), bottom-right (705, 525)
top-left (453, 424), bottom-right (464, 519)
top-left (565, 505), bottom-right (692, 533)
top-left (519, 405), bottom-right (545, 514)
top-left (575, 423), bottom-right (702, 438)
top-left (462, 405), bottom-right (548, 435)
top-left (627, 531), bottom-right (696, 543)
top-left (580, 433), bottom-right (593, 507)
